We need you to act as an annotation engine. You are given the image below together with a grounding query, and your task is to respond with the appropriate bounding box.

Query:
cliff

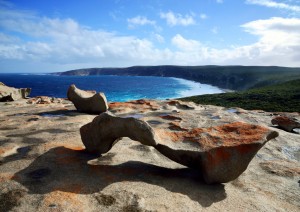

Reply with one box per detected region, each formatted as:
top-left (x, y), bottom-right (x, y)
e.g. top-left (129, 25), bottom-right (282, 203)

top-left (55, 65), bottom-right (300, 91)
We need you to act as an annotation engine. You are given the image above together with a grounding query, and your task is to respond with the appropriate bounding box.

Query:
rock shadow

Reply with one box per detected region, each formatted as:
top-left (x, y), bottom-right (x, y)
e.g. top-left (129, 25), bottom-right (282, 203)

top-left (0, 146), bottom-right (34, 165)
top-left (6, 129), bottom-right (70, 138)
top-left (35, 110), bottom-right (83, 117)
top-left (13, 147), bottom-right (226, 207)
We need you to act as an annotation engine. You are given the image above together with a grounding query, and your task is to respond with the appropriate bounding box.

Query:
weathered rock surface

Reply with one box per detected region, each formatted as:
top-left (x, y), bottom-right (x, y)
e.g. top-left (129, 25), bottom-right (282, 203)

top-left (81, 111), bottom-right (278, 183)
top-left (155, 122), bottom-right (279, 183)
top-left (27, 96), bottom-right (63, 104)
top-left (271, 116), bottom-right (300, 132)
top-left (0, 98), bottom-right (299, 211)
top-left (80, 112), bottom-right (158, 154)
top-left (67, 84), bottom-right (108, 114)
top-left (109, 99), bottom-right (160, 114)
top-left (0, 82), bottom-right (31, 101)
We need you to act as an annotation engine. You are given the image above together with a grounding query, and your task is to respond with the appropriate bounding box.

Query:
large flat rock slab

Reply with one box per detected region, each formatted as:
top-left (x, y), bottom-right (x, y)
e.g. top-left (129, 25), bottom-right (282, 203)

top-left (0, 98), bottom-right (299, 211)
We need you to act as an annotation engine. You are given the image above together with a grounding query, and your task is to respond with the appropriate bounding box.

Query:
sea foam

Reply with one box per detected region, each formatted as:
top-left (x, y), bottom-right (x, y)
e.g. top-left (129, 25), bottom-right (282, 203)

top-left (173, 78), bottom-right (224, 97)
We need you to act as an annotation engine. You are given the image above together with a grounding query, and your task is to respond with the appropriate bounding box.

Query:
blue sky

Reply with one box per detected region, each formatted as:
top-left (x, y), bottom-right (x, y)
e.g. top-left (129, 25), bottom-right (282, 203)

top-left (0, 0), bottom-right (300, 73)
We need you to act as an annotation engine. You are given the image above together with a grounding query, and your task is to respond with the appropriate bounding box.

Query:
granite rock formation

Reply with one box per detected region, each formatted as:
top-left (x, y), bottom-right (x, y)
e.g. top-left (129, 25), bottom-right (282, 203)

top-left (155, 122), bottom-right (279, 183)
top-left (67, 84), bottom-right (108, 114)
top-left (0, 82), bottom-right (31, 101)
top-left (80, 112), bottom-right (158, 154)
top-left (80, 110), bottom-right (279, 183)
top-left (271, 116), bottom-right (300, 132)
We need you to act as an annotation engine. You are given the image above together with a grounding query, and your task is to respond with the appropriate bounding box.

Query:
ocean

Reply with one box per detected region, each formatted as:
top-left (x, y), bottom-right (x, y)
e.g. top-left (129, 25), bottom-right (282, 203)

top-left (0, 74), bottom-right (224, 102)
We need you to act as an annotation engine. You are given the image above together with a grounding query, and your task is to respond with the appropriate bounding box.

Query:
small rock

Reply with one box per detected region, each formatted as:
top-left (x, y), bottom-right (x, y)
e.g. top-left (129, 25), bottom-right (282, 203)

top-left (167, 100), bottom-right (195, 110)
top-left (271, 116), bottom-right (300, 132)
top-left (67, 84), bottom-right (108, 114)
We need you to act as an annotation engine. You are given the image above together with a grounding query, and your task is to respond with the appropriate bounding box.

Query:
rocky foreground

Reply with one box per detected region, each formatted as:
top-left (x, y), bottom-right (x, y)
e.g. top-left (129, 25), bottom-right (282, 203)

top-left (0, 97), bottom-right (299, 211)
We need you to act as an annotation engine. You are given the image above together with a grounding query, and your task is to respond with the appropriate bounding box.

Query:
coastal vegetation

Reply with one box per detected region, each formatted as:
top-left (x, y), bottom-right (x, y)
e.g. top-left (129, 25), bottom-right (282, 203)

top-left (180, 79), bottom-right (300, 112)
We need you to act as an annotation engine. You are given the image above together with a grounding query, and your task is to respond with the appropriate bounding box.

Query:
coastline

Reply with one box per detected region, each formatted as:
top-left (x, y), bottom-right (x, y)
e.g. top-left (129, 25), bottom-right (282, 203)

top-left (0, 74), bottom-right (225, 102)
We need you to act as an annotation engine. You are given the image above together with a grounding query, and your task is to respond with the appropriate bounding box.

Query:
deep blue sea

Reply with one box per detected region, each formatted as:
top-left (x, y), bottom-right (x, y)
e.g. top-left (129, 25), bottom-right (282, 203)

top-left (0, 74), bottom-right (223, 102)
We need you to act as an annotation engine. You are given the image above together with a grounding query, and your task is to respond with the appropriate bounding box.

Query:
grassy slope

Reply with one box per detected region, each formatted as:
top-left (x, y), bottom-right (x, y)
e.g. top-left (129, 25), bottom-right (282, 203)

top-left (180, 79), bottom-right (300, 112)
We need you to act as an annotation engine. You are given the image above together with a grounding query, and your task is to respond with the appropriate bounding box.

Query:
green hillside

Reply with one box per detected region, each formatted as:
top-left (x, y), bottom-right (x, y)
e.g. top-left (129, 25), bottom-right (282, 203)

top-left (56, 65), bottom-right (300, 91)
top-left (180, 79), bottom-right (300, 112)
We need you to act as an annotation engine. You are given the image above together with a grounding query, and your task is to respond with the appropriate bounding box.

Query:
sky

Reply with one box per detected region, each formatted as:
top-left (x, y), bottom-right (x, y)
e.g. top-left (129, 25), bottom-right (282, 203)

top-left (0, 0), bottom-right (300, 73)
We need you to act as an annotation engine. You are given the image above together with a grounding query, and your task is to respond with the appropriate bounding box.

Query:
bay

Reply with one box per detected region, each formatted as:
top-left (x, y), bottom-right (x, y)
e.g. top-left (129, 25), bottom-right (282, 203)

top-left (0, 74), bottom-right (224, 102)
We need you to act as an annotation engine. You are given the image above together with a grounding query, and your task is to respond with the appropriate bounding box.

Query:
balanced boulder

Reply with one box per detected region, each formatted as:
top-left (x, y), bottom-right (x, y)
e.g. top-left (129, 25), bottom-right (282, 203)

top-left (155, 122), bottom-right (279, 184)
top-left (80, 112), bottom-right (158, 154)
top-left (271, 116), bottom-right (300, 132)
top-left (67, 84), bottom-right (108, 114)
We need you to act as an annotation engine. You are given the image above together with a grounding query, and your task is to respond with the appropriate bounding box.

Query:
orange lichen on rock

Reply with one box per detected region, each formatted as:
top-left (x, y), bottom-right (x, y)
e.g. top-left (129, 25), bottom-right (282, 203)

top-left (0, 146), bottom-right (10, 155)
top-left (0, 173), bottom-right (15, 183)
top-left (54, 146), bottom-right (85, 165)
top-left (109, 99), bottom-right (160, 113)
top-left (205, 147), bottom-right (231, 168)
top-left (158, 122), bottom-right (270, 150)
top-left (0, 144), bottom-right (18, 157)
top-left (271, 116), bottom-right (300, 132)
top-left (42, 189), bottom-right (84, 210)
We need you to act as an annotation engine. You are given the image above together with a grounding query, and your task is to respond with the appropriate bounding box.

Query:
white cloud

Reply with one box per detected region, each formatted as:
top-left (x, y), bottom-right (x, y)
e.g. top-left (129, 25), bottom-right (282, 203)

top-left (172, 34), bottom-right (202, 51)
top-left (160, 11), bottom-right (196, 26)
top-left (127, 16), bottom-right (156, 28)
top-left (200, 13), bottom-right (208, 20)
top-left (241, 17), bottom-right (300, 44)
top-left (216, 0), bottom-right (224, 3)
top-left (211, 27), bottom-right (219, 34)
top-left (246, 0), bottom-right (300, 12)
top-left (0, 7), bottom-right (170, 66)
top-left (153, 33), bottom-right (165, 43)
top-left (169, 17), bottom-right (300, 66)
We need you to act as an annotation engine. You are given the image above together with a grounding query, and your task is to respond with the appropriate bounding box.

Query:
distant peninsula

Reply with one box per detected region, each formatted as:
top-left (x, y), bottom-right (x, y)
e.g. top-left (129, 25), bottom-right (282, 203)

top-left (55, 65), bottom-right (300, 91)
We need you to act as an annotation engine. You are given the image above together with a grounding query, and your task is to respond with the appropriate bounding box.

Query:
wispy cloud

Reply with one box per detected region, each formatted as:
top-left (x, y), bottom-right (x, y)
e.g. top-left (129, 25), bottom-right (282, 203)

top-left (246, 0), bottom-right (300, 12)
top-left (200, 13), bottom-right (208, 20)
top-left (127, 16), bottom-right (156, 28)
top-left (160, 11), bottom-right (196, 26)
top-left (211, 27), bottom-right (219, 34)
top-left (153, 33), bottom-right (165, 43)
top-left (216, 0), bottom-right (224, 3)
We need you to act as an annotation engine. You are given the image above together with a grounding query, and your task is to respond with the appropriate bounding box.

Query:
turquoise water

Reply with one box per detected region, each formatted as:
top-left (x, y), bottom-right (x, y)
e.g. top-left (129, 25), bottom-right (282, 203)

top-left (0, 74), bottom-right (223, 102)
